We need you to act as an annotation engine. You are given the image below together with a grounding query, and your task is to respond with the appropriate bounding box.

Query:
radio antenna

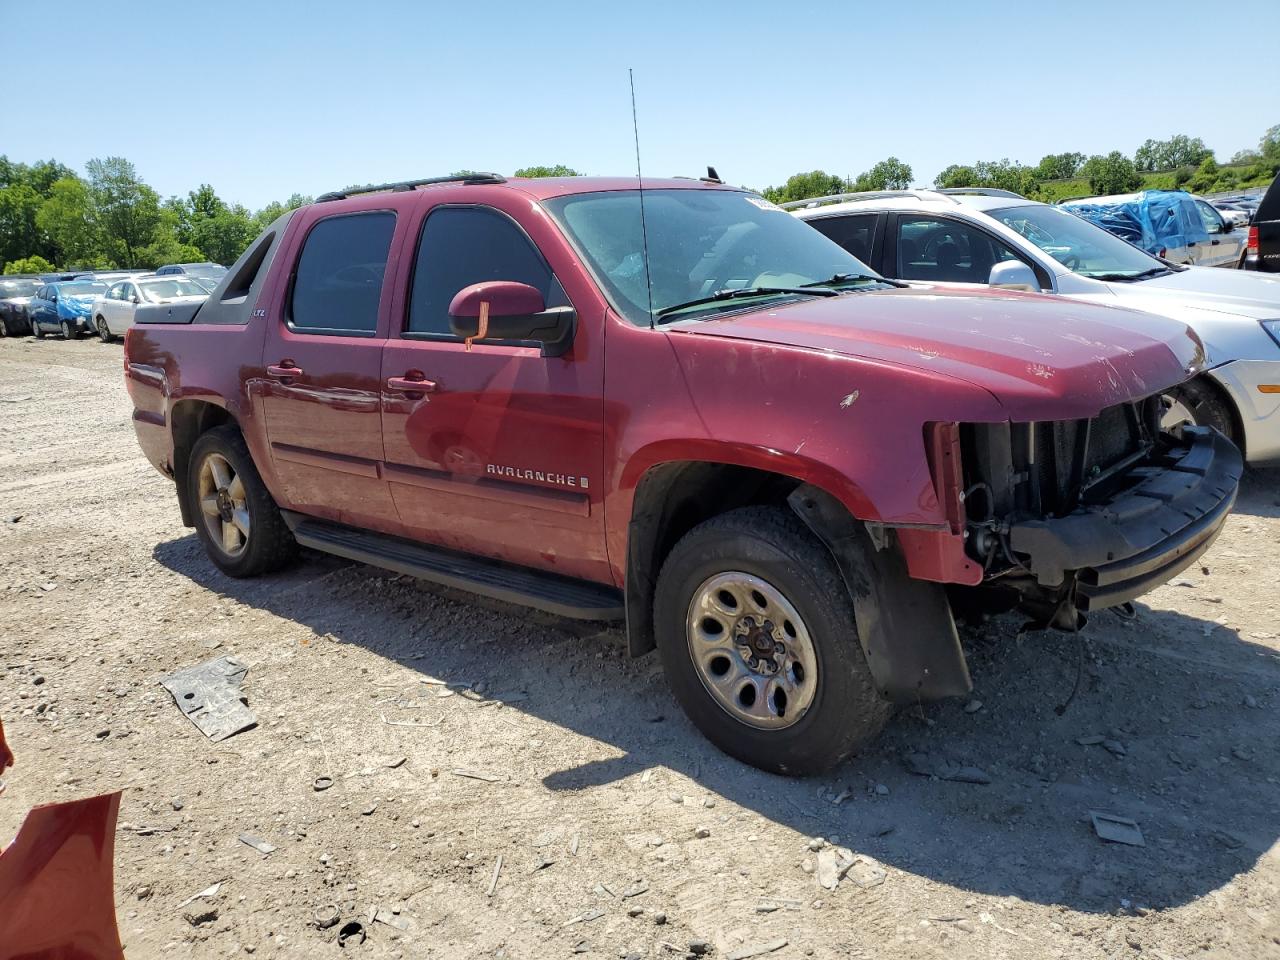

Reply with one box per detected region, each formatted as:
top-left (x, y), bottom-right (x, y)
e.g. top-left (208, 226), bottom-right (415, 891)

top-left (629, 68), bottom-right (656, 329)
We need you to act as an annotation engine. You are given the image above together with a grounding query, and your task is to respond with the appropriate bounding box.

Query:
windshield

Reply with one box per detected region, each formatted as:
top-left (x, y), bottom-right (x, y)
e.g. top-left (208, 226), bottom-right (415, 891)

top-left (989, 204), bottom-right (1165, 280)
top-left (139, 277), bottom-right (209, 301)
top-left (543, 189), bottom-right (878, 325)
top-left (59, 281), bottom-right (107, 296)
top-left (0, 279), bottom-right (39, 297)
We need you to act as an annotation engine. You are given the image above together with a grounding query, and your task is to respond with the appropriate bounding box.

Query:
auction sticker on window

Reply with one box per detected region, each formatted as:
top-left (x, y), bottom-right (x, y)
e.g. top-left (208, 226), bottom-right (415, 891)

top-left (745, 196), bottom-right (785, 212)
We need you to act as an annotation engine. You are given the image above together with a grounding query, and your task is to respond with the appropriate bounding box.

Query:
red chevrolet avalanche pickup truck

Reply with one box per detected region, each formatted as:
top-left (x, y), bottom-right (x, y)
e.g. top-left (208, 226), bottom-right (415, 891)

top-left (124, 173), bottom-right (1242, 774)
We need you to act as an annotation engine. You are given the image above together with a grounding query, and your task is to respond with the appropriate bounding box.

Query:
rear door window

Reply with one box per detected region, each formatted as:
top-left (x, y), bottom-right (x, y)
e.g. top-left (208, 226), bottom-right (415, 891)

top-left (406, 206), bottom-right (559, 338)
top-left (290, 212), bottom-right (396, 335)
top-left (807, 214), bottom-right (878, 266)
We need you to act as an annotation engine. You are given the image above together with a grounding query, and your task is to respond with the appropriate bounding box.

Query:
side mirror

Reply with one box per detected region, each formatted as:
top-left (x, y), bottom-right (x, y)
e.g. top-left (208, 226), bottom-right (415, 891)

top-left (131, 295), bottom-right (141, 304)
top-left (49, 294), bottom-right (57, 303)
top-left (1220, 220), bottom-right (1233, 234)
top-left (988, 260), bottom-right (1041, 292)
top-left (448, 281), bottom-right (575, 357)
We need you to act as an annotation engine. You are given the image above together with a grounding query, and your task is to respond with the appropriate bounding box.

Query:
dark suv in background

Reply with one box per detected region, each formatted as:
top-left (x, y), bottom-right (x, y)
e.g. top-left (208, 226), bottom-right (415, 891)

top-left (0, 276), bottom-right (41, 337)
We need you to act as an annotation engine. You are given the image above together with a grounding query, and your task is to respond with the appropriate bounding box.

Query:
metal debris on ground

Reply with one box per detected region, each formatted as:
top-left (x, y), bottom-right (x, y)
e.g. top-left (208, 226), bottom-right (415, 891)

top-left (176, 881), bottom-right (223, 909)
top-left (487, 855), bottom-right (503, 896)
top-left (621, 881), bottom-right (649, 899)
top-left (372, 907), bottom-right (409, 930)
top-left (449, 767), bottom-right (503, 782)
top-left (337, 920), bottom-right (366, 947)
top-left (1090, 811), bottom-right (1146, 847)
top-left (312, 905), bottom-right (341, 929)
top-left (563, 907), bottom-right (606, 926)
top-left (237, 833), bottom-right (276, 855)
top-left (727, 939), bottom-right (789, 960)
top-left (159, 655), bottom-right (256, 742)
top-left (903, 752), bottom-right (992, 784)
top-left (313, 776), bottom-right (334, 791)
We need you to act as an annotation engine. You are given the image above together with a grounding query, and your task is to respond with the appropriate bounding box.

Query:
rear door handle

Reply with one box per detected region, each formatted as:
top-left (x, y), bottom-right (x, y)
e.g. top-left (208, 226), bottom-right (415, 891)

top-left (386, 375), bottom-right (437, 394)
top-left (267, 363), bottom-right (304, 379)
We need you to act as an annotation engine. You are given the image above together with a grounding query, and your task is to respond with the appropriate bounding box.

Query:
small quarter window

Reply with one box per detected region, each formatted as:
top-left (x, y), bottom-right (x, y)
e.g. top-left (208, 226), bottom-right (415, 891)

top-left (290, 212), bottom-right (396, 334)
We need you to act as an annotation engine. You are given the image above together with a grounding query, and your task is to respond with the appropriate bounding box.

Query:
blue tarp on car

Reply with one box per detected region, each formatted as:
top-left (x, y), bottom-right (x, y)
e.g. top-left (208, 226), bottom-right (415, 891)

top-left (1061, 190), bottom-right (1209, 256)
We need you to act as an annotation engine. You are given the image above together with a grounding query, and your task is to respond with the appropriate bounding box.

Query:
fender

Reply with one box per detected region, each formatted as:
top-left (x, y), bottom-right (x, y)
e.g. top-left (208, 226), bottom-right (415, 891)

top-left (788, 483), bottom-right (972, 703)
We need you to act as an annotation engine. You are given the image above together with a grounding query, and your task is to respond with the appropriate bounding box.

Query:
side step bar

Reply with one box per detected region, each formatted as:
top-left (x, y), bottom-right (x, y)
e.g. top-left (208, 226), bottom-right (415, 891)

top-left (283, 513), bottom-right (624, 621)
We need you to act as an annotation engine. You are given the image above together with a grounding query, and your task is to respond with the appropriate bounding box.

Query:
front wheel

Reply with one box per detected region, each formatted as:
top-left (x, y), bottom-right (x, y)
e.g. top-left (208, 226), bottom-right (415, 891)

top-left (654, 506), bottom-right (890, 775)
top-left (188, 426), bottom-right (298, 577)
top-left (96, 317), bottom-right (112, 342)
top-left (32, 320), bottom-right (44, 339)
top-left (1161, 378), bottom-right (1237, 446)
top-left (61, 320), bottom-right (77, 340)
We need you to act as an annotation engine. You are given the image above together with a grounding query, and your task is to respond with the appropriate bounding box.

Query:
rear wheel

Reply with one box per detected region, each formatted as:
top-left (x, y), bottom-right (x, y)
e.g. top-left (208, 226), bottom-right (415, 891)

top-left (96, 317), bottom-right (112, 342)
top-left (188, 426), bottom-right (297, 577)
top-left (1161, 377), bottom-right (1237, 446)
top-left (654, 506), bottom-right (890, 775)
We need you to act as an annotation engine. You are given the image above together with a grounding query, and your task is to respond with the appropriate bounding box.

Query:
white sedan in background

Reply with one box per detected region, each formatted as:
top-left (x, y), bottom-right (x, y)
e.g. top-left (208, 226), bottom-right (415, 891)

top-left (90, 275), bottom-right (209, 341)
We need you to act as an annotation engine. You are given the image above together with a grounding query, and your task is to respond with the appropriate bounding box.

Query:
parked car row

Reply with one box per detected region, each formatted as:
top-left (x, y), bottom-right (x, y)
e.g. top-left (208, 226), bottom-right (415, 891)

top-left (0, 263), bottom-right (223, 338)
top-left (784, 183), bottom-right (1280, 466)
top-left (1056, 189), bottom-right (1247, 268)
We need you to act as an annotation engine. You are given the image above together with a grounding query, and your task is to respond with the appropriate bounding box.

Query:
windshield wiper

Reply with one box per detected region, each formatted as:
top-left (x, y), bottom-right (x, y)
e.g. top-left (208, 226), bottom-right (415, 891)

top-left (654, 286), bottom-right (835, 322)
top-left (801, 272), bottom-right (907, 289)
top-left (1089, 266), bottom-right (1172, 282)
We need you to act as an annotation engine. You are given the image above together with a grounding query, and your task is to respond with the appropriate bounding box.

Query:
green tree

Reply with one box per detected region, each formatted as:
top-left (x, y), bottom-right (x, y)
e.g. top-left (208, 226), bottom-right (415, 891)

top-left (761, 170), bottom-right (846, 204)
top-left (513, 165), bottom-right (581, 178)
top-left (36, 177), bottom-right (100, 267)
top-left (1262, 124), bottom-right (1280, 159)
top-left (135, 235), bottom-right (205, 270)
top-left (1081, 151), bottom-right (1142, 194)
top-left (0, 184), bottom-right (44, 269)
top-left (935, 164), bottom-right (977, 188)
top-left (3, 255), bottom-right (55, 274)
top-left (852, 156), bottom-right (912, 191)
top-left (193, 205), bottom-right (258, 265)
top-left (253, 193), bottom-right (311, 232)
top-left (1134, 134), bottom-right (1213, 171)
top-left (86, 157), bottom-right (162, 267)
top-left (1035, 152), bottom-right (1086, 180)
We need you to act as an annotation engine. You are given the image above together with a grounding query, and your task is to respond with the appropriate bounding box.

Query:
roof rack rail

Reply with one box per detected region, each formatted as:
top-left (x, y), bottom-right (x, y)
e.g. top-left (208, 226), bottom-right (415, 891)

top-left (316, 172), bottom-right (506, 203)
top-left (935, 187), bottom-right (1025, 200)
top-left (778, 189), bottom-right (952, 211)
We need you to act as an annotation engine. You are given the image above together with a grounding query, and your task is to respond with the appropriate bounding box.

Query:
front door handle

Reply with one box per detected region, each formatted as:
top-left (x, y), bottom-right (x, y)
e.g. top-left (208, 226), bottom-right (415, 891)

top-left (386, 375), bottom-right (438, 394)
top-left (267, 362), bottom-right (304, 379)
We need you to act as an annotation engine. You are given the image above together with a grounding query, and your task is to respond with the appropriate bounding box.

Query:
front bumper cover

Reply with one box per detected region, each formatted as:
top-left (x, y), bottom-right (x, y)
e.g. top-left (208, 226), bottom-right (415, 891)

top-left (1008, 426), bottom-right (1242, 611)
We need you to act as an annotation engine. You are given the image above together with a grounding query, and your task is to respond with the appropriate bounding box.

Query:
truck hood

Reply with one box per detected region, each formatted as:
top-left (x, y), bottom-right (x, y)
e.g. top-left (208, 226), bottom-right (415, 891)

top-left (674, 286), bottom-right (1206, 421)
top-left (1104, 266), bottom-right (1280, 320)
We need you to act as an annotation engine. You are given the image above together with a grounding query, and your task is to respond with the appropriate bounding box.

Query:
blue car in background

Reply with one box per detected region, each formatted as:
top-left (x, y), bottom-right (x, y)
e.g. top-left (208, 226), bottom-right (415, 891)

top-left (28, 279), bottom-right (109, 338)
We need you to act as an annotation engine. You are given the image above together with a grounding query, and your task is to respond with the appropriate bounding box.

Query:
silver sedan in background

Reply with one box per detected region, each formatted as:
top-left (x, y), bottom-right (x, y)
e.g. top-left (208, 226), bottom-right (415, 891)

top-left (90, 275), bottom-right (209, 341)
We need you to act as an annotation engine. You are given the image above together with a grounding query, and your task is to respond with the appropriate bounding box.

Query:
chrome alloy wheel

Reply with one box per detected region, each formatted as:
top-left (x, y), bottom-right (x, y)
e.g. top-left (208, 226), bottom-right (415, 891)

top-left (1160, 394), bottom-right (1197, 432)
top-left (198, 452), bottom-right (250, 557)
top-left (686, 571), bottom-right (818, 730)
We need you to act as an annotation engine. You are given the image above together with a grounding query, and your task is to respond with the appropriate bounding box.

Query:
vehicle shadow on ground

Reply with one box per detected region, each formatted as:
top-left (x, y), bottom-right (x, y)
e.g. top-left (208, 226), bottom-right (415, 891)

top-left (154, 534), bottom-right (1280, 915)
top-left (1234, 465), bottom-right (1280, 519)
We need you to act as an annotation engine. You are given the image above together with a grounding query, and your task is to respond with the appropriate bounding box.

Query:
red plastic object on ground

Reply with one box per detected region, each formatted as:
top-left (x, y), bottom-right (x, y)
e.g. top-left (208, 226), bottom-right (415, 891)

top-left (0, 717), bottom-right (124, 960)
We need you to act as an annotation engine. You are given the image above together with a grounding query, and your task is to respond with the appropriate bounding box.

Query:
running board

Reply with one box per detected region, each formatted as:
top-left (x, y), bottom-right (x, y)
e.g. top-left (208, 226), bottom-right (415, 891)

top-left (283, 513), bottom-right (623, 621)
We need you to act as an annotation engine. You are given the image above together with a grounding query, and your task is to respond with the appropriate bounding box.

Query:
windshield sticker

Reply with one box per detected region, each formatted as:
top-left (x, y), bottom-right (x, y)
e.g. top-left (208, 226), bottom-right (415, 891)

top-left (745, 196), bottom-right (784, 212)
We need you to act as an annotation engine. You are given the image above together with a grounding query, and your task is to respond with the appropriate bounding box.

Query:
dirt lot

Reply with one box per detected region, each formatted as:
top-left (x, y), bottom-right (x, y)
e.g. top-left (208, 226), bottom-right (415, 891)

top-left (2, 336), bottom-right (1278, 960)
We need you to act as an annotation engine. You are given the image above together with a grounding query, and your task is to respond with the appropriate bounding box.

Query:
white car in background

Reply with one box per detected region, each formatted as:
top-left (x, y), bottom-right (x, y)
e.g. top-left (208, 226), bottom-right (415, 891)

top-left (787, 188), bottom-right (1280, 465)
top-left (90, 275), bottom-right (209, 341)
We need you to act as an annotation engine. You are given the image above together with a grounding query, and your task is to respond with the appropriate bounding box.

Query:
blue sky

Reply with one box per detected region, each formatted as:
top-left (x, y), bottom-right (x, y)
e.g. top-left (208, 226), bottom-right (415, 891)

top-left (5, 0), bottom-right (1278, 210)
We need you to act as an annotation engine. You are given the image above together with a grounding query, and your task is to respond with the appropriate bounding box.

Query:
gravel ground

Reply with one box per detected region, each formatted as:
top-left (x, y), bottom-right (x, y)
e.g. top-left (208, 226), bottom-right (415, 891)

top-left (2, 336), bottom-right (1279, 960)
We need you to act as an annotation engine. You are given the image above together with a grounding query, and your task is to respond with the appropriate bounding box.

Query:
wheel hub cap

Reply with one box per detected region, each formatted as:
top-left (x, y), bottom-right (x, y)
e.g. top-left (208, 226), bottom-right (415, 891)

top-left (197, 452), bottom-right (250, 558)
top-left (686, 572), bottom-right (818, 730)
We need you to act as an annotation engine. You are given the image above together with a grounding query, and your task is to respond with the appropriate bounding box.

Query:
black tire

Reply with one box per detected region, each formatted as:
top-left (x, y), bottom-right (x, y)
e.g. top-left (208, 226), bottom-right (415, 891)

top-left (188, 425), bottom-right (298, 578)
top-left (1163, 377), bottom-right (1237, 446)
top-left (654, 506), bottom-right (891, 776)
top-left (32, 320), bottom-right (44, 339)
top-left (96, 317), bottom-right (112, 342)
top-left (61, 320), bottom-right (77, 340)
